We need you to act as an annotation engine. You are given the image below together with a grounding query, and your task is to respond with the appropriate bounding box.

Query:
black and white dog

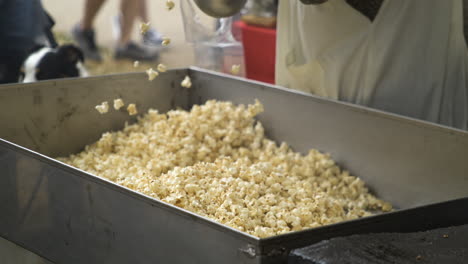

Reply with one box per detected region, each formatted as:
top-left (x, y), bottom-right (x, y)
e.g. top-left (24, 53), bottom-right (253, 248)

top-left (19, 44), bottom-right (88, 83)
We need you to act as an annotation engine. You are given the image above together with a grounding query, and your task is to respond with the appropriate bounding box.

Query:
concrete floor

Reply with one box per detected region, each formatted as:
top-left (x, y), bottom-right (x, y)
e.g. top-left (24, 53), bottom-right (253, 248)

top-left (42, 0), bottom-right (216, 71)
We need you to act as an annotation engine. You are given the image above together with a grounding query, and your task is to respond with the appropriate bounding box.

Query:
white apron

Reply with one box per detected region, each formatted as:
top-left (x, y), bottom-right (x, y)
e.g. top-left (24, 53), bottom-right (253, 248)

top-left (276, 0), bottom-right (468, 129)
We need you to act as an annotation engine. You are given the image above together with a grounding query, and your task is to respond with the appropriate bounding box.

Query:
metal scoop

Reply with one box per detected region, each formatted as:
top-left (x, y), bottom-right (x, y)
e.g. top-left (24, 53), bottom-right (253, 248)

top-left (193, 0), bottom-right (247, 18)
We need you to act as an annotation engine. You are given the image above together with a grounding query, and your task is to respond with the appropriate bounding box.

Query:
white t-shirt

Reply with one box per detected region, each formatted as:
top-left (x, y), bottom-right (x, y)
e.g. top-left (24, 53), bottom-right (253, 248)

top-left (276, 0), bottom-right (468, 129)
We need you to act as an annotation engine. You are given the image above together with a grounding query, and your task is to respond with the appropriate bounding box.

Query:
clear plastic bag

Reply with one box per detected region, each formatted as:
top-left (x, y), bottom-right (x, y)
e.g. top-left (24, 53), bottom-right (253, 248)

top-left (180, 0), bottom-right (245, 76)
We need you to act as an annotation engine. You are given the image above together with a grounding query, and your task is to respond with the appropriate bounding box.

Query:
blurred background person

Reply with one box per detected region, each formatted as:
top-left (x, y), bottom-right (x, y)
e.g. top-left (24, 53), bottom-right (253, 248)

top-left (72, 0), bottom-right (158, 62)
top-left (275, 0), bottom-right (468, 129)
top-left (111, 0), bottom-right (166, 49)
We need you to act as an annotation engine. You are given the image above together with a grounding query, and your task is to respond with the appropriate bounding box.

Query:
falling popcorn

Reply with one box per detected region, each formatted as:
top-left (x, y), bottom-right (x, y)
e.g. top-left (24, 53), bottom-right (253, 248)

top-left (162, 37), bottom-right (171, 46)
top-left (127, 103), bottom-right (138, 116)
top-left (95, 101), bottom-right (109, 114)
top-left (157, 63), bottom-right (167, 73)
top-left (181, 75), bottom-right (192, 88)
top-left (140, 22), bottom-right (150, 35)
top-left (146, 68), bottom-right (159, 81)
top-left (231, 64), bottom-right (241, 75)
top-left (113, 98), bottom-right (125, 110)
top-left (166, 0), bottom-right (175, 10)
top-left (133, 61), bottom-right (140, 68)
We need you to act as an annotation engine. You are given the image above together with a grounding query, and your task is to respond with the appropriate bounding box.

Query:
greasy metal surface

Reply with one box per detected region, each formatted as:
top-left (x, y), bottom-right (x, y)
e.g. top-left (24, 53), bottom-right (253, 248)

top-left (0, 68), bottom-right (468, 264)
top-left (289, 223), bottom-right (468, 264)
top-left (190, 68), bottom-right (468, 208)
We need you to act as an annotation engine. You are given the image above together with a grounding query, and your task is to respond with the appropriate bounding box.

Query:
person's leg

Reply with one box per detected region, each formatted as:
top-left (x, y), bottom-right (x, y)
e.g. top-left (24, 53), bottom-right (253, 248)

top-left (72, 0), bottom-right (106, 62)
top-left (119, 0), bottom-right (139, 45)
top-left (111, 0), bottom-right (143, 40)
top-left (137, 0), bottom-right (164, 46)
top-left (138, 0), bottom-right (149, 22)
top-left (81, 0), bottom-right (106, 30)
top-left (114, 0), bottom-right (158, 61)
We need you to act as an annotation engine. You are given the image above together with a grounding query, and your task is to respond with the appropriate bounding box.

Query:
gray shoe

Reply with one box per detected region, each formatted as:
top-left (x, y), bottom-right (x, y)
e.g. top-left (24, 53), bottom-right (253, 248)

top-left (114, 42), bottom-right (159, 61)
top-left (143, 29), bottom-right (165, 47)
top-left (71, 24), bottom-right (102, 62)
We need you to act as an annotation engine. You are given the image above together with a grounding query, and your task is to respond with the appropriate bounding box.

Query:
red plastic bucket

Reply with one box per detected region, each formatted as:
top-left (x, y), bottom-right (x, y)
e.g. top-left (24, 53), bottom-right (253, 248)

top-left (234, 21), bottom-right (276, 84)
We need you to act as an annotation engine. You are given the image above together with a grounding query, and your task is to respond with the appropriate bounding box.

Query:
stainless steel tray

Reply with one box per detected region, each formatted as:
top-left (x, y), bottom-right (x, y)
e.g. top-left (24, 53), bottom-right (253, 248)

top-left (1, 68), bottom-right (468, 264)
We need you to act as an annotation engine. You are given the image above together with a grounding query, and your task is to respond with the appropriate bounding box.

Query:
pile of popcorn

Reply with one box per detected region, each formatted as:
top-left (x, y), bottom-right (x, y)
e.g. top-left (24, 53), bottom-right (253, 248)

top-left (59, 100), bottom-right (391, 238)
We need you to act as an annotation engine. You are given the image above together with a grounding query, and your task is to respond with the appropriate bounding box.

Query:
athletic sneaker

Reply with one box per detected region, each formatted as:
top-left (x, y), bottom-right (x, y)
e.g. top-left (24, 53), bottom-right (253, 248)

top-left (114, 42), bottom-right (159, 61)
top-left (112, 15), bottom-right (165, 48)
top-left (143, 28), bottom-right (165, 47)
top-left (71, 24), bottom-right (102, 62)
